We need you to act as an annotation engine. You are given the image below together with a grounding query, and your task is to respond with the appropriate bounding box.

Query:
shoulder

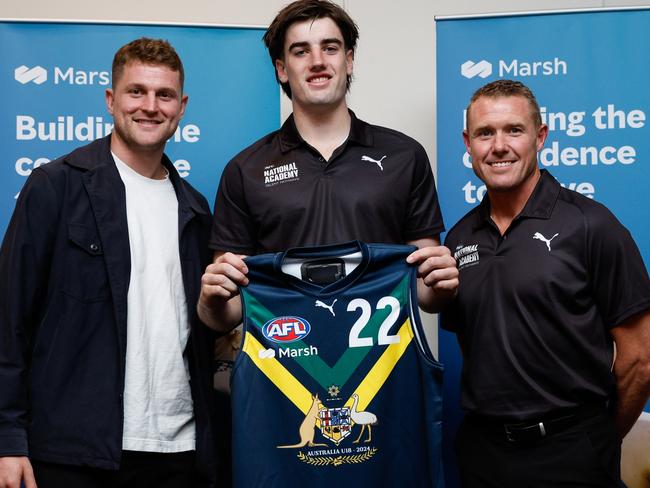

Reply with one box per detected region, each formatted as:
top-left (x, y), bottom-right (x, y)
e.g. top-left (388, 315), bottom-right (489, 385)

top-left (37, 137), bottom-right (110, 179)
top-left (31, 141), bottom-right (97, 188)
top-left (445, 206), bottom-right (481, 239)
top-left (357, 120), bottom-right (431, 180)
top-left (361, 118), bottom-right (427, 153)
top-left (224, 129), bottom-right (282, 172)
top-left (556, 186), bottom-right (624, 232)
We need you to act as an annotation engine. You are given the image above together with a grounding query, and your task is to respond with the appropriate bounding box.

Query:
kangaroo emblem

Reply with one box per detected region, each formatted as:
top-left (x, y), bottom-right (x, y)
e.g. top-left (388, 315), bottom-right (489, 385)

top-left (277, 394), bottom-right (328, 448)
top-left (533, 232), bottom-right (559, 251)
top-left (315, 299), bottom-right (337, 317)
top-left (361, 155), bottom-right (386, 171)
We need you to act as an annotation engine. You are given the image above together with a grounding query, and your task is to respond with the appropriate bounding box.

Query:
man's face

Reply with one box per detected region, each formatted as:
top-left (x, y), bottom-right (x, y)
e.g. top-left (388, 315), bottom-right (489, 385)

top-left (275, 17), bottom-right (353, 112)
top-left (463, 95), bottom-right (548, 196)
top-left (106, 61), bottom-right (187, 155)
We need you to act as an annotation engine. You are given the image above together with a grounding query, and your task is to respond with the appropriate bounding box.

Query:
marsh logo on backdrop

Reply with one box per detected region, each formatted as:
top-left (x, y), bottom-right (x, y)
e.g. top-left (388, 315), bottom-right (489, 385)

top-left (14, 65), bottom-right (47, 85)
top-left (461, 57), bottom-right (567, 79)
top-left (461, 60), bottom-right (492, 79)
top-left (14, 64), bottom-right (110, 86)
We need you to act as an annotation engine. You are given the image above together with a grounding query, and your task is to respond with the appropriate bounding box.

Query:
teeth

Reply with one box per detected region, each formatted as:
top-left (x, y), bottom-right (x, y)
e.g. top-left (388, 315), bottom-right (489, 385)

top-left (309, 77), bottom-right (329, 82)
top-left (491, 161), bottom-right (512, 167)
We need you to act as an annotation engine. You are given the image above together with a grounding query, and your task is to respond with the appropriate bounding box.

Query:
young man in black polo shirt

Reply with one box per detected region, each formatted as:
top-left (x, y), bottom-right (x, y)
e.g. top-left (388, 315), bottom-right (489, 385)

top-left (198, 0), bottom-right (458, 332)
top-left (442, 79), bottom-right (650, 486)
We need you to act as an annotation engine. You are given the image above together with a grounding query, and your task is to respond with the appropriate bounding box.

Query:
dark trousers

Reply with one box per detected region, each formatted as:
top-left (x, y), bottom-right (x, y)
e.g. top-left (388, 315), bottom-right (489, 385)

top-left (32, 450), bottom-right (197, 488)
top-left (456, 410), bottom-right (622, 488)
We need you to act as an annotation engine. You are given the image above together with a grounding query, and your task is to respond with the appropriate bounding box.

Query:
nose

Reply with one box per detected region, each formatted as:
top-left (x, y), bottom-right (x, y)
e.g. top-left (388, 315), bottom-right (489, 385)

top-left (492, 131), bottom-right (507, 153)
top-left (141, 92), bottom-right (158, 113)
top-left (310, 50), bottom-right (326, 70)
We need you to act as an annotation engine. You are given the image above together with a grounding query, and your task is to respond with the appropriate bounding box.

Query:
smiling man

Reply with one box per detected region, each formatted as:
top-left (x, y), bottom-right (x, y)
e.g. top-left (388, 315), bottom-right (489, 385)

top-left (0, 38), bottom-right (216, 488)
top-left (199, 0), bottom-right (457, 336)
top-left (198, 1), bottom-right (457, 486)
top-left (442, 79), bottom-right (650, 486)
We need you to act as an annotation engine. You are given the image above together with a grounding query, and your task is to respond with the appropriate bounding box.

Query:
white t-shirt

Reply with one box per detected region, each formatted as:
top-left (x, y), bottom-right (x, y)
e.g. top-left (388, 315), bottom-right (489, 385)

top-left (114, 154), bottom-right (195, 453)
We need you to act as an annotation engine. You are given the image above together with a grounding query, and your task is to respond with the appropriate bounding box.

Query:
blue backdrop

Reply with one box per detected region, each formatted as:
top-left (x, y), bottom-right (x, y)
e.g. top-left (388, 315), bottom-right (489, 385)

top-left (436, 8), bottom-right (650, 486)
top-left (0, 21), bottom-right (280, 235)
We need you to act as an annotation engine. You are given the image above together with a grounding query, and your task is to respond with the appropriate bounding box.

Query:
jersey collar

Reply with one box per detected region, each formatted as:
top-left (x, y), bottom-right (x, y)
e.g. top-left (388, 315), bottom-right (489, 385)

top-left (474, 169), bottom-right (561, 230)
top-left (273, 240), bottom-right (371, 297)
top-left (278, 109), bottom-right (374, 153)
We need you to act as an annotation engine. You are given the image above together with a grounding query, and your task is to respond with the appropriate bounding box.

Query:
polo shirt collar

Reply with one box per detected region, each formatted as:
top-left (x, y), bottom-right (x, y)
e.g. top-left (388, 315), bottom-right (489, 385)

top-left (278, 109), bottom-right (373, 153)
top-left (473, 169), bottom-right (560, 230)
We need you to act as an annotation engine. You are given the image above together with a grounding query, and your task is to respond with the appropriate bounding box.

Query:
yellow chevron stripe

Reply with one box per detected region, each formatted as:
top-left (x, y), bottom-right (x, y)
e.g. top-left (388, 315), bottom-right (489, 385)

top-left (345, 319), bottom-right (414, 411)
top-left (242, 332), bottom-right (313, 414)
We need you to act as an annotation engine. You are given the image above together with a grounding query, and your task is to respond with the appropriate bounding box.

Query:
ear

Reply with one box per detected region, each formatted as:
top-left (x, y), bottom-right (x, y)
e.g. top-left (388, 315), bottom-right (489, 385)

top-left (462, 129), bottom-right (471, 153)
top-left (276, 58), bottom-right (288, 84)
top-left (105, 88), bottom-right (115, 116)
top-left (346, 49), bottom-right (354, 76)
top-left (179, 93), bottom-right (189, 118)
top-left (536, 123), bottom-right (549, 151)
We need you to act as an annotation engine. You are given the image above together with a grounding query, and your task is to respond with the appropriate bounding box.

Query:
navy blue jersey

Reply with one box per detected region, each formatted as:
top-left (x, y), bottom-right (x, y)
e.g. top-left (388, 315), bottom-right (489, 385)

top-left (232, 241), bottom-right (444, 487)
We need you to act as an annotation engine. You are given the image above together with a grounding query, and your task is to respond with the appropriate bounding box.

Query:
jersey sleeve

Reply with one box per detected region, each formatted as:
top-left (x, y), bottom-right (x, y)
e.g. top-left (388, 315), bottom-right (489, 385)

top-left (209, 159), bottom-right (257, 255)
top-left (585, 204), bottom-right (650, 328)
top-left (403, 143), bottom-right (445, 241)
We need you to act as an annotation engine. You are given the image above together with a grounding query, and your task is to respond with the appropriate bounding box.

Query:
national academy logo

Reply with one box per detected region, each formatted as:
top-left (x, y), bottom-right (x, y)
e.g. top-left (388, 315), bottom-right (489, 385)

top-left (454, 243), bottom-right (480, 270)
top-left (263, 162), bottom-right (299, 187)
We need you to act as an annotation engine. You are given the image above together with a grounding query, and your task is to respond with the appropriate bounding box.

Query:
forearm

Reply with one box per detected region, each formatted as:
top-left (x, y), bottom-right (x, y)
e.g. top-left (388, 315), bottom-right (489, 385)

top-left (197, 294), bottom-right (242, 333)
top-left (416, 278), bottom-right (451, 314)
top-left (613, 357), bottom-right (650, 439)
top-left (611, 311), bottom-right (650, 438)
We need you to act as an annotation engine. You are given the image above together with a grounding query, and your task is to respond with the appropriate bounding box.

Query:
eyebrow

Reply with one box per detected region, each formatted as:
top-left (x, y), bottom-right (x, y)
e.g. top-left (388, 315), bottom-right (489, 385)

top-left (320, 38), bottom-right (343, 46)
top-left (124, 82), bottom-right (179, 95)
top-left (469, 127), bottom-right (489, 136)
top-left (288, 38), bottom-right (343, 51)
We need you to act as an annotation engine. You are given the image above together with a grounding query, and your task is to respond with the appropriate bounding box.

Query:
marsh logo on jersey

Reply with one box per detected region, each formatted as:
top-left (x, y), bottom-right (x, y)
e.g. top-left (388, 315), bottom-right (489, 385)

top-left (263, 316), bottom-right (311, 343)
top-left (263, 162), bottom-right (299, 187)
top-left (454, 243), bottom-right (480, 270)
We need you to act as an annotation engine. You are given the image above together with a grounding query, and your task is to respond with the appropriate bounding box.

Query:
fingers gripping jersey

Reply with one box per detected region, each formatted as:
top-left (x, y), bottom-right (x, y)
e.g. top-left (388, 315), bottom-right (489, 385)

top-left (232, 242), bottom-right (444, 487)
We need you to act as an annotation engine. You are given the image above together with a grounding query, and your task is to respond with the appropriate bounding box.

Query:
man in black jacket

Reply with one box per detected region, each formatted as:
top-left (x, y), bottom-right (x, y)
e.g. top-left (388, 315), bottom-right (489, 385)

top-left (0, 38), bottom-right (215, 488)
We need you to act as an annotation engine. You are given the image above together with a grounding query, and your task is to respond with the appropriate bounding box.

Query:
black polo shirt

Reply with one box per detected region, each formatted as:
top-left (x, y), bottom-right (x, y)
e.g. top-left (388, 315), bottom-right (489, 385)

top-left (442, 170), bottom-right (650, 420)
top-left (209, 111), bottom-right (444, 254)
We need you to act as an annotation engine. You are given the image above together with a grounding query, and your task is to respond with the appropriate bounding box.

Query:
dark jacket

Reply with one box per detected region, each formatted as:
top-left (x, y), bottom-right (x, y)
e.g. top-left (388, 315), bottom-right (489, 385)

top-left (0, 135), bottom-right (216, 485)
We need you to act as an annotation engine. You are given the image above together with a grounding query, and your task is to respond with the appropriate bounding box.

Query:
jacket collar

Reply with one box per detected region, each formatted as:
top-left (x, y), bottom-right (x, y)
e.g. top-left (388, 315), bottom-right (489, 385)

top-left (64, 134), bottom-right (207, 216)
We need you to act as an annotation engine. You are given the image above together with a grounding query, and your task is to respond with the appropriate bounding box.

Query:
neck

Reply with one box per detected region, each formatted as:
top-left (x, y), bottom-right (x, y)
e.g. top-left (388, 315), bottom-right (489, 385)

top-left (488, 171), bottom-right (541, 235)
top-left (292, 101), bottom-right (351, 161)
top-left (110, 133), bottom-right (167, 179)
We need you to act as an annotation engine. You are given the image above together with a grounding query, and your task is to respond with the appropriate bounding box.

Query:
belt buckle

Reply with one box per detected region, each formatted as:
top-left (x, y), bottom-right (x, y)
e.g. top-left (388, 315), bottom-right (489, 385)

top-left (504, 421), bottom-right (547, 442)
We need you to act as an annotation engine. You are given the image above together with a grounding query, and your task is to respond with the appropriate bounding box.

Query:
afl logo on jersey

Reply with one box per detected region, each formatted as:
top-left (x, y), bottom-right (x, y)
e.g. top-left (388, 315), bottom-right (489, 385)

top-left (263, 316), bottom-right (311, 343)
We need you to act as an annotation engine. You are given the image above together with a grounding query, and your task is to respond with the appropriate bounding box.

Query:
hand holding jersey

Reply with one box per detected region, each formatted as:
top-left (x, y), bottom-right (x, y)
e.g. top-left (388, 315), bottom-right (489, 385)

top-left (406, 238), bottom-right (459, 313)
top-left (198, 252), bottom-right (248, 332)
top-left (199, 243), bottom-right (459, 332)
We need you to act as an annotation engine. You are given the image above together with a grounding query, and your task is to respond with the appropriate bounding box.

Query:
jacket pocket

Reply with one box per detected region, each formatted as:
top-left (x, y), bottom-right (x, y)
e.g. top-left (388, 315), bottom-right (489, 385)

top-left (64, 223), bottom-right (111, 302)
